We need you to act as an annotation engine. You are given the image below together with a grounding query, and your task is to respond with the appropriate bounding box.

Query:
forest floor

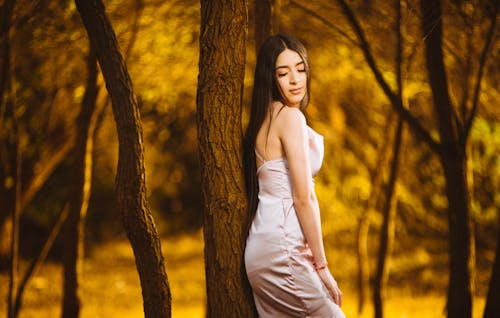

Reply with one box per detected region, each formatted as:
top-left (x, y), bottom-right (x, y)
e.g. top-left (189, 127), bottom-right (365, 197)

top-left (0, 231), bottom-right (487, 318)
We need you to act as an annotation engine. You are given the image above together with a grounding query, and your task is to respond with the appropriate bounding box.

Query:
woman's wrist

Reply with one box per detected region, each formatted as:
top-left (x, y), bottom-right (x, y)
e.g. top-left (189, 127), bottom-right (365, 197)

top-left (314, 261), bottom-right (328, 271)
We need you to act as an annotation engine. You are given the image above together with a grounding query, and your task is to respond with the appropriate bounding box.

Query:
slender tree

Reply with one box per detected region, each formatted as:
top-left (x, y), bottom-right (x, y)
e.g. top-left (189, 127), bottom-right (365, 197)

top-left (1, 2), bottom-right (20, 317)
top-left (356, 114), bottom-right (393, 315)
top-left (373, 117), bottom-right (404, 318)
top-left (254, 0), bottom-right (280, 51)
top-left (62, 43), bottom-right (98, 318)
top-left (0, 0), bottom-right (16, 271)
top-left (75, 0), bottom-right (171, 316)
top-left (197, 0), bottom-right (255, 316)
top-left (420, 1), bottom-right (472, 316)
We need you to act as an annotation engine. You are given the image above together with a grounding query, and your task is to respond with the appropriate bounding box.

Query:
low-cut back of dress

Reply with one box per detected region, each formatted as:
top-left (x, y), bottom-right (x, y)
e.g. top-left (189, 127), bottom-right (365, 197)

top-left (245, 125), bottom-right (345, 318)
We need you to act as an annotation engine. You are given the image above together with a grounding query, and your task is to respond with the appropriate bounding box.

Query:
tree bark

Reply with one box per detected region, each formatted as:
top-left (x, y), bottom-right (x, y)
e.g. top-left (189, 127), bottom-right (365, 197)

top-left (420, 1), bottom-right (472, 317)
top-left (373, 117), bottom-right (404, 318)
top-left (75, 1), bottom-right (171, 317)
top-left (197, 1), bottom-right (254, 317)
top-left (61, 44), bottom-right (98, 318)
top-left (254, 0), bottom-right (280, 52)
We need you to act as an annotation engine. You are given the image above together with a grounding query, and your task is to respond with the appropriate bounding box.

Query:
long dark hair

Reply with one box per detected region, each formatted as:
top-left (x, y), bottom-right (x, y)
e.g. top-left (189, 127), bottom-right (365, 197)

top-left (243, 34), bottom-right (310, 236)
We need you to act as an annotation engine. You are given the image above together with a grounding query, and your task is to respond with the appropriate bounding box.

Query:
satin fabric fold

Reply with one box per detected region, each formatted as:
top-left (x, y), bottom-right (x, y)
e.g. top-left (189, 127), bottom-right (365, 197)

top-left (245, 126), bottom-right (345, 318)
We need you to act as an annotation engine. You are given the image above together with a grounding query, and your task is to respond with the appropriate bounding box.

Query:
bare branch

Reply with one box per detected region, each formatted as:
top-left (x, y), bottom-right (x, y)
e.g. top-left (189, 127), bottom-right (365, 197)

top-left (13, 203), bottom-right (70, 317)
top-left (289, 0), bottom-right (358, 47)
top-left (464, 4), bottom-right (498, 142)
top-left (334, 0), bottom-right (440, 152)
top-left (21, 135), bottom-right (75, 212)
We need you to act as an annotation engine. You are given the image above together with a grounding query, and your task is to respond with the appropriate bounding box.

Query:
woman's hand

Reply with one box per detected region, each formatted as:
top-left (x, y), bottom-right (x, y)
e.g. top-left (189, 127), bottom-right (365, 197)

top-left (317, 268), bottom-right (343, 307)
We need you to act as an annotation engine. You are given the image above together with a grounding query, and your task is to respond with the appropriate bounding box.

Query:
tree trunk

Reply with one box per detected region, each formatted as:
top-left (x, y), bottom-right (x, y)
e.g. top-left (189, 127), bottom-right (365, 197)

top-left (356, 113), bottom-right (394, 314)
top-left (466, 141), bottom-right (476, 296)
top-left (75, 1), bottom-right (171, 317)
top-left (254, 0), bottom-right (280, 52)
top-left (7, 112), bottom-right (20, 318)
top-left (197, 1), bottom-right (254, 317)
top-left (61, 44), bottom-right (98, 318)
top-left (1, 1), bottom-right (20, 315)
top-left (6, 97), bottom-right (21, 318)
top-left (373, 117), bottom-right (404, 318)
top-left (483, 210), bottom-right (500, 318)
top-left (420, 1), bottom-right (472, 317)
top-left (0, 0), bottom-right (16, 272)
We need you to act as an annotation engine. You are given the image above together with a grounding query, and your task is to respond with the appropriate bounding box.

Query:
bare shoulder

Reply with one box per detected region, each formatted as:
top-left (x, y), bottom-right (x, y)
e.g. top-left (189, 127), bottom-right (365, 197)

top-left (275, 106), bottom-right (306, 131)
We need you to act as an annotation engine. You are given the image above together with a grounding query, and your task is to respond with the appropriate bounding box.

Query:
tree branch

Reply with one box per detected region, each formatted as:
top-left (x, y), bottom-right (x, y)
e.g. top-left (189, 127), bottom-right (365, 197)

top-left (289, 0), bottom-right (358, 47)
top-left (21, 135), bottom-right (75, 212)
top-left (334, 0), bottom-right (440, 152)
top-left (464, 3), bottom-right (498, 143)
top-left (13, 203), bottom-right (69, 317)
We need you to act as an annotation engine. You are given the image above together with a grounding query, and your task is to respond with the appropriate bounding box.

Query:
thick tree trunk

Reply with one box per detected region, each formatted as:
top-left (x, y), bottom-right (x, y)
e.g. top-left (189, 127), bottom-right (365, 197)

top-left (420, 1), bottom-right (472, 317)
top-left (254, 0), bottom-right (280, 52)
top-left (62, 45), bottom-right (98, 318)
top-left (373, 117), bottom-right (404, 318)
top-left (197, 1), bottom-right (254, 317)
top-left (75, 1), bottom-right (171, 317)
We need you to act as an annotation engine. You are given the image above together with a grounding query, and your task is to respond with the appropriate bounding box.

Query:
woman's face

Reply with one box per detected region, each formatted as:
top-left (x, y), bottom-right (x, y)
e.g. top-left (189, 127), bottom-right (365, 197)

top-left (274, 48), bottom-right (307, 108)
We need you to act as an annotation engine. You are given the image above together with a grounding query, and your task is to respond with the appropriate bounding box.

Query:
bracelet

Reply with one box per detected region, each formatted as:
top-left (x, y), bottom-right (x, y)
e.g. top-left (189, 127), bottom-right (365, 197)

top-left (314, 261), bottom-right (328, 271)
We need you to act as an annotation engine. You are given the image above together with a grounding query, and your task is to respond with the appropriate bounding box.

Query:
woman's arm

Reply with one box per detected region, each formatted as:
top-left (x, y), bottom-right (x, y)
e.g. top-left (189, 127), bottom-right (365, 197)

top-left (278, 107), bottom-right (327, 266)
top-left (278, 107), bottom-right (342, 306)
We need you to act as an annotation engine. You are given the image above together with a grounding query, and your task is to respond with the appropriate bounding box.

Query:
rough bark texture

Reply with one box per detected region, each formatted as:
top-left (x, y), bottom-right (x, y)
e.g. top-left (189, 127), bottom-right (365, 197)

top-left (62, 46), bottom-right (98, 318)
top-left (373, 117), bottom-right (404, 318)
top-left (197, 1), bottom-right (255, 317)
top-left (420, 1), bottom-right (472, 317)
top-left (254, 0), bottom-right (280, 52)
top-left (75, 1), bottom-right (171, 317)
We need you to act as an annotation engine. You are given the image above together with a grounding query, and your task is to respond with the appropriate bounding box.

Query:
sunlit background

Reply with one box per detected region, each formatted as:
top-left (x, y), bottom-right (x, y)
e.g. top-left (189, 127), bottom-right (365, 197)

top-left (0, 0), bottom-right (498, 317)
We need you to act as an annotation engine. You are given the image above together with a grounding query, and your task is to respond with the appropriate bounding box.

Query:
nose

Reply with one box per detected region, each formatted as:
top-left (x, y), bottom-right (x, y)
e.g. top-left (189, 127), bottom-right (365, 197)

top-left (290, 70), bottom-right (300, 84)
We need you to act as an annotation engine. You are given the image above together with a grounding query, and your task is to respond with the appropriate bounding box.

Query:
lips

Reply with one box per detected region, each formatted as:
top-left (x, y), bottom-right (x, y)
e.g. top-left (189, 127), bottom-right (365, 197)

top-left (289, 87), bottom-right (303, 94)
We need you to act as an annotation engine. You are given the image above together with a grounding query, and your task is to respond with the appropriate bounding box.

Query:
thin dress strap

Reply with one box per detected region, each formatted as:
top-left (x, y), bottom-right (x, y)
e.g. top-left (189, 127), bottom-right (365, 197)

top-left (255, 149), bottom-right (266, 164)
top-left (255, 103), bottom-right (287, 166)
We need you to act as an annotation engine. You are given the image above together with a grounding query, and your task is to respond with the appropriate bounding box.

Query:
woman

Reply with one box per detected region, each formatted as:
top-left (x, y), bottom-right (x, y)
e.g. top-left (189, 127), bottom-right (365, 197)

top-left (243, 34), bottom-right (345, 317)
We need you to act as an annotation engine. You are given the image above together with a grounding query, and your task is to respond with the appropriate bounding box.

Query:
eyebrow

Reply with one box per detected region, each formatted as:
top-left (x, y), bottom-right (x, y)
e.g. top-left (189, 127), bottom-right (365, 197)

top-left (275, 61), bottom-right (305, 70)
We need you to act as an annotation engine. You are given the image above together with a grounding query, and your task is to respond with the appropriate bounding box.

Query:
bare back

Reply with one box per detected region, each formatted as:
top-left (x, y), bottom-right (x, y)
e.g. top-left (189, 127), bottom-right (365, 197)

top-left (255, 102), bottom-right (287, 168)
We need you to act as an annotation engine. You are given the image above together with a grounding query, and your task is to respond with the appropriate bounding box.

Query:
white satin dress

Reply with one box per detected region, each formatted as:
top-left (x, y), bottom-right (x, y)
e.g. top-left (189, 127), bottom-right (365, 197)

top-left (245, 126), bottom-right (345, 318)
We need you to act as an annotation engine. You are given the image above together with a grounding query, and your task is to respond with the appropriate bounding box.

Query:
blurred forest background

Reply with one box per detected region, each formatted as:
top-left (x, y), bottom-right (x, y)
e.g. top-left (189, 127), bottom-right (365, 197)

top-left (0, 0), bottom-right (498, 317)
